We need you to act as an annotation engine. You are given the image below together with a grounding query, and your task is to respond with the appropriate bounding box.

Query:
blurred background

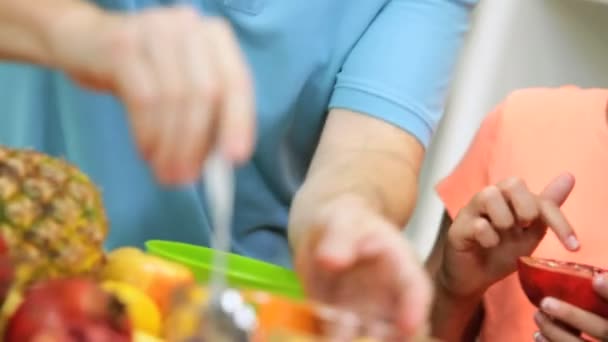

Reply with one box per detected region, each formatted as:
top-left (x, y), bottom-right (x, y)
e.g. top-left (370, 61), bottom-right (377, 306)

top-left (405, 0), bottom-right (608, 260)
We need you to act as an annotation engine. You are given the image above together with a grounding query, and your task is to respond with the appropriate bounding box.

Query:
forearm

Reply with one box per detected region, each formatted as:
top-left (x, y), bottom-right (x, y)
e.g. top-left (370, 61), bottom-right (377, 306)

top-left (288, 109), bottom-right (424, 248)
top-left (0, 0), bottom-right (101, 65)
top-left (431, 278), bottom-right (484, 342)
top-left (428, 213), bottom-right (484, 341)
top-left (425, 212), bottom-right (452, 275)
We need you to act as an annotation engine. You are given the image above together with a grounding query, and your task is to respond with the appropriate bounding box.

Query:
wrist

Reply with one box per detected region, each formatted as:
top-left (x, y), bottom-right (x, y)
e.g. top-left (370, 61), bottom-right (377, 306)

top-left (435, 265), bottom-right (485, 305)
top-left (431, 271), bottom-right (485, 341)
top-left (435, 271), bottom-right (483, 309)
top-left (288, 188), bottom-right (381, 253)
top-left (43, 4), bottom-right (107, 68)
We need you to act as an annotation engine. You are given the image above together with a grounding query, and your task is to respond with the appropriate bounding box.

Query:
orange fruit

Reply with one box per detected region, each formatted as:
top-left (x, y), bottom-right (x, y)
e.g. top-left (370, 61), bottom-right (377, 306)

top-left (101, 247), bottom-right (195, 315)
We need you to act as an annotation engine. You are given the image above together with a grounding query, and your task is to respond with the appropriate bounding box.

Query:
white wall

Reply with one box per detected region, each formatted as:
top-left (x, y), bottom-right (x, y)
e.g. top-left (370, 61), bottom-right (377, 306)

top-left (405, 0), bottom-right (608, 260)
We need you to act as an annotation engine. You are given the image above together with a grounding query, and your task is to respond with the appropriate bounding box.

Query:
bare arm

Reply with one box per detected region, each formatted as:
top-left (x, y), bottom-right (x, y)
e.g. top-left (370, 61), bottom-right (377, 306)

top-left (425, 212), bottom-right (452, 275)
top-left (288, 109), bottom-right (424, 248)
top-left (0, 0), bottom-right (102, 65)
top-left (427, 211), bottom-right (484, 342)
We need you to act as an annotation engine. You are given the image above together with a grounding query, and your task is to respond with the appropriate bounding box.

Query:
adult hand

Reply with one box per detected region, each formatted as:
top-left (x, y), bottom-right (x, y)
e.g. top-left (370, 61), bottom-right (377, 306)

top-left (533, 274), bottom-right (608, 342)
top-left (50, 5), bottom-right (255, 184)
top-left (438, 173), bottom-right (578, 300)
top-left (293, 195), bottom-right (432, 340)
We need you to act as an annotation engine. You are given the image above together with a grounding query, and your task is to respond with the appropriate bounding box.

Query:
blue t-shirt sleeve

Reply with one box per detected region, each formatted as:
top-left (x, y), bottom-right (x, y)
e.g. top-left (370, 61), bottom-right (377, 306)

top-left (328, 0), bottom-right (478, 147)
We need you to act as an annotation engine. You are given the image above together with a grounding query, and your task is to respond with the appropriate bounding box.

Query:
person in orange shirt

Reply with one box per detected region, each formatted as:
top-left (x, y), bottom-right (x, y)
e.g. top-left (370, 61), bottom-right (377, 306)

top-left (427, 86), bottom-right (608, 341)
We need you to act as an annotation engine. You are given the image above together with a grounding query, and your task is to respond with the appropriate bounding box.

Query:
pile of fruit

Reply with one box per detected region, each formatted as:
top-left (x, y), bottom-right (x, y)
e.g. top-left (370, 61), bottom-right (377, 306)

top-left (0, 145), bottom-right (402, 341)
top-left (0, 145), bottom-right (202, 341)
top-left (0, 146), bottom-right (329, 341)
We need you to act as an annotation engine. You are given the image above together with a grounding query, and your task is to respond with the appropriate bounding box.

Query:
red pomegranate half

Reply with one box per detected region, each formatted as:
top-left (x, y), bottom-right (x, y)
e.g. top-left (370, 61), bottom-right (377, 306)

top-left (517, 256), bottom-right (608, 318)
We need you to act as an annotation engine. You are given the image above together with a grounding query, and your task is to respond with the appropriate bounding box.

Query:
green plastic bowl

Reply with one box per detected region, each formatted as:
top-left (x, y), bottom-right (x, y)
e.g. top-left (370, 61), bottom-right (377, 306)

top-left (145, 240), bottom-right (304, 299)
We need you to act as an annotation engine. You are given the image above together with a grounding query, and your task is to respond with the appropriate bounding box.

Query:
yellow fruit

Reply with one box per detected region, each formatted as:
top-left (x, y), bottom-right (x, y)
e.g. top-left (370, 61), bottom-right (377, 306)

top-left (0, 289), bottom-right (22, 323)
top-left (102, 247), bottom-right (195, 315)
top-left (164, 285), bottom-right (210, 341)
top-left (134, 330), bottom-right (166, 342)
top-left (102, 281), bottom-right (162, 337)
top-left (0, 145), bottom-right (107, 279)
top-left (0, 146), bottom-right (108, 334)
top-left (105, 246), bottom-right (143, 260)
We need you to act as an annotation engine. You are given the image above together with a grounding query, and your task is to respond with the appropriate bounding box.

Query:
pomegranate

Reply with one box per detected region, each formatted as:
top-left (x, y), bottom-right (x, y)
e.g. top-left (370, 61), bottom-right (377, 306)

top-left (5, 277), bottom-right (132, 342)
top-left (517, 256), bottom-right (608, 317)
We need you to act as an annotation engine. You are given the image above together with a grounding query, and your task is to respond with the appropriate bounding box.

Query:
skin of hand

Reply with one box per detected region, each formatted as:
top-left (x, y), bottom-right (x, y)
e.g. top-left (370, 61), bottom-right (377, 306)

top-left (288, 109), bottom-right (432, 339)
top-left (439, 173), bottom-right (578, 300)
top-left (0, 2), bottom-right (256, 185)
top-left (430, 173), bottom-right (578, 341)
top-left (533, 274), bottom-right (608, 342)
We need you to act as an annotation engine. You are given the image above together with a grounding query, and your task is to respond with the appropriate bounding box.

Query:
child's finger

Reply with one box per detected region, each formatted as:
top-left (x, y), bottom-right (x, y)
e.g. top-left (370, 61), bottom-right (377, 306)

top-left (497, 177), bottom-right (539, 227)
top-left (476, 185), bottom-right (515, 230)
top-left (539, 199), bottom-right (579, 251)
top-left (472, 217), bottom-right (500, 248)
top-left (537, 173), bottom-right (578, 251)
top-left (540, 172), bottom-right (575, 206)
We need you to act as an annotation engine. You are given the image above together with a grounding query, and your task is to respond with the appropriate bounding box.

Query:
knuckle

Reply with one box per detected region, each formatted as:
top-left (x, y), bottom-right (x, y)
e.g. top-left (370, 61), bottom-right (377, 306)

top-left (519, 209), bottom-right (539, 225)
top-left (106, 26), bottom-right (138, 61)
top-left (131, 89), bottom-right (157, 113)
top-left (472, 217), bottom-right (490, 232)
top-left (198, 82), bottom-right (220, 103)
top-left (501, 176), bottom-right (526, 193)
top-left (160, 86), bottom-right (185, 105)
top-left (476, 185), bottom-right (500, 204)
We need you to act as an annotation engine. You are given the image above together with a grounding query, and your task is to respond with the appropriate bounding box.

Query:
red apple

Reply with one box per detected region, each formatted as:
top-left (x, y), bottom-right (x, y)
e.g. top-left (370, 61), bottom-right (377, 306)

top-left (5, 277), bottom-right (132, 342)
top-left (517, 256), bottom-right (608, 318)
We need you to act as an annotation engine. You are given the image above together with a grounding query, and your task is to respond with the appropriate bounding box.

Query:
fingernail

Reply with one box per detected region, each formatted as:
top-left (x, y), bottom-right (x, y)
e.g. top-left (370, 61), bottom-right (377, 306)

top-left (541, 297), bottom-right (559, 312)
top-left (594, 274), bottom-right (606, 289)
top-left (566, 234), bottom-right (580, 250)
top-left (533, 331), bottom-right (547, 342)
top-left (534, 312), bottom-right (544, 324)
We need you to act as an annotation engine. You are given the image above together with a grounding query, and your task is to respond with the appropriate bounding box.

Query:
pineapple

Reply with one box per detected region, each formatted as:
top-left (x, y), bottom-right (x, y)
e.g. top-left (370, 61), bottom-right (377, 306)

top-left (0, 145), bottom-right (108, 281)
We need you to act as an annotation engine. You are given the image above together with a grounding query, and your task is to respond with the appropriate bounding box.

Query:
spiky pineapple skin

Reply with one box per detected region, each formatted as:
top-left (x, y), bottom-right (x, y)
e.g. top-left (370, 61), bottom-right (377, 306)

top-left (0, 145), bottom-right (108, 281)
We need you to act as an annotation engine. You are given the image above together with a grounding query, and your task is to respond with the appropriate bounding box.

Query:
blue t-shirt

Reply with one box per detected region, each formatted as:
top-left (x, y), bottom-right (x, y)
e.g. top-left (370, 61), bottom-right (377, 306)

top-left (0, 0), bottom-right (476, 268)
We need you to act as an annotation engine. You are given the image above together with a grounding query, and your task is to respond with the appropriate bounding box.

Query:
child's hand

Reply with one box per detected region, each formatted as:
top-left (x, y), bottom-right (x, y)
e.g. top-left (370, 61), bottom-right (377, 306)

top-left (438, 173), bottom-right (578, 300)
top-left (533, 274), bottom-right (608, 341)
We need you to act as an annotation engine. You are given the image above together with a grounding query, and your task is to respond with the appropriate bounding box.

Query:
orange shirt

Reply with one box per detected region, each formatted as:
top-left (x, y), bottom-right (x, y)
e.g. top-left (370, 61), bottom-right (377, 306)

top-left (436, 86), bottom-right (608, 341)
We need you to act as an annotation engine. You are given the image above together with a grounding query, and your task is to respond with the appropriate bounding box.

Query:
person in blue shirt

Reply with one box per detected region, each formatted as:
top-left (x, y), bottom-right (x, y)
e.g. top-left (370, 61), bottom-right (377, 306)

top-left (0, 0), bottom-right (476, 336)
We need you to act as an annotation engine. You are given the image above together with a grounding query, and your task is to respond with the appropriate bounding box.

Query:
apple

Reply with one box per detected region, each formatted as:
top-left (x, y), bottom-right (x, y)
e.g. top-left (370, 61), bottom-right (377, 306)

top-left (5, 277), bottom-right (132, 342)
